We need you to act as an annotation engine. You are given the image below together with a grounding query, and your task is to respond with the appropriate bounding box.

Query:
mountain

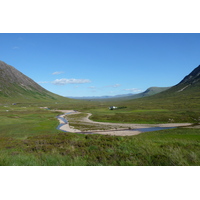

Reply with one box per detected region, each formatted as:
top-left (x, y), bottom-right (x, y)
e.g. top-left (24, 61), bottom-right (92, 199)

top-left (108, 87), bottom-right (170, 101)
top-left (67, 93), bottom-right (135, 100)
top-left (0, 61), bottom-right (66, 103)
top-left (178, 65), bottom-right (200, 85)
top-left (68, 87), bottom-right (170, 100)
top-left (127, 64), bottom-right (200, 110)
top-left (122, 87), bottom-right (171, 100)
top-left (161, 65), bottom-right (200, 94)
top-left (132, 64), bottom-right (200, 101)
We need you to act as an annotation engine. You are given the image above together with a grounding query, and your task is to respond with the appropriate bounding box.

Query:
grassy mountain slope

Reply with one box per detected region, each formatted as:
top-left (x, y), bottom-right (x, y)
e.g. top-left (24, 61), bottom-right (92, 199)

top-left (0, 61), bottom-right (70, 103)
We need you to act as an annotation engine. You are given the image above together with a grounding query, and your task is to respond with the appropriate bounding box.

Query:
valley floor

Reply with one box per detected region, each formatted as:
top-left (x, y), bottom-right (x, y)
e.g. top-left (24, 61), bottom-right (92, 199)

top-left (0, 106), bottom-right (200, 166)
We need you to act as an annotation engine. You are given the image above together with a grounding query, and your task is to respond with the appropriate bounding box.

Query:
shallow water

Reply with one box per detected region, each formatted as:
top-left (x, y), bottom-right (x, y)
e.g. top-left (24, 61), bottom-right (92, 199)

top-left (56, 115), bottom-right (68, 131)
top-left (133, 127), bottom-right (176, 133)
top-left (57, 116), bottom-right (68, 124)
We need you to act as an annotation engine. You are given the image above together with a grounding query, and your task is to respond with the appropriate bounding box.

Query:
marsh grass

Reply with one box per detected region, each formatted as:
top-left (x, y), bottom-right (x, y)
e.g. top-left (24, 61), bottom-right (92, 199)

top-left (0, 107), bottom-right (61, 138)
top-left (0, 127), bottom-right (199, 166)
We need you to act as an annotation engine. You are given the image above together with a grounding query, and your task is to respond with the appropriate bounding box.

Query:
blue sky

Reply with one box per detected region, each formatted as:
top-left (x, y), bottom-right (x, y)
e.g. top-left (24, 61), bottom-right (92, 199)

top-left (1, 33), bottom-right (200, 97)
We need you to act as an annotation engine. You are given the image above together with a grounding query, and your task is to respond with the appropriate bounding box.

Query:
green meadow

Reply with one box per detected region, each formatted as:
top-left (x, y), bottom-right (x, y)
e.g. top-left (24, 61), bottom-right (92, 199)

top-left (0, 99), bottom-right (200, 166)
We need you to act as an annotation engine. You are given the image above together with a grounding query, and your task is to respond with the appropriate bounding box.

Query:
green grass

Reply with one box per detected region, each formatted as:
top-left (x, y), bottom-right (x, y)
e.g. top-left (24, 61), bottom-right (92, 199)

top-left (0, 87), bottom-right (200, 166)
top-left (1, 62), bottom-right (200, 165)
top-left (0, 106), bottom-right (61, 139)
top-left (86, 107), bottom-right (200, 124)
top-left (0, 128), bottom-right (200, 166)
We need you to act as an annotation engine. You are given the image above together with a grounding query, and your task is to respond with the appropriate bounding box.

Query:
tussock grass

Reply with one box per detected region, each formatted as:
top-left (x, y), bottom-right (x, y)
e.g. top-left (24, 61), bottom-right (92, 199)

top-left (0, 127), bottom-right (200, 166)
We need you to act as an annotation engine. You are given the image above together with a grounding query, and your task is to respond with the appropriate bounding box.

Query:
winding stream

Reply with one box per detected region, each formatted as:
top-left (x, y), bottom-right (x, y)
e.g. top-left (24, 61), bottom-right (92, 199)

top-left (56, 112), bottom-right (177, 134)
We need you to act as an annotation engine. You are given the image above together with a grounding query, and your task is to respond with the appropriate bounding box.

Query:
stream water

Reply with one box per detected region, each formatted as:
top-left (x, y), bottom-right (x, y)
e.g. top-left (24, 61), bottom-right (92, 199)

top-left (132, 127), bottom-right (176, 133)
top-left (56, 114), bottom-right (69, 132)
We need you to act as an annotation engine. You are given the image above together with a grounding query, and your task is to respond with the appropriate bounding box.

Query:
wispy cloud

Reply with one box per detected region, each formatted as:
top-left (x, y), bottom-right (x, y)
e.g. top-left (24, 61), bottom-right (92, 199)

top-left (88, 86), bottom-right (96, 89)
top-left (112, 84), bottom-right (121, 88)
top-left (12, 46), bottom-right (19, 50)
top-left (124, 88), bottom-right (143, 93)
top-left (52, 71), bottom-right (65, 75)
top-left (52, 78), bottom-right (91, 85)
top-left (105, 84), bottom-right (121, 88)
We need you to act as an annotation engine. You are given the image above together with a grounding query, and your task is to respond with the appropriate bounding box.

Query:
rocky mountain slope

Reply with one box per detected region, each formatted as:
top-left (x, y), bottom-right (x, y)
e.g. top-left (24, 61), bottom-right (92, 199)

top-left (164, 65), bottom-right (200, 94)
top-left (179, 65), bottom-right (200, 85)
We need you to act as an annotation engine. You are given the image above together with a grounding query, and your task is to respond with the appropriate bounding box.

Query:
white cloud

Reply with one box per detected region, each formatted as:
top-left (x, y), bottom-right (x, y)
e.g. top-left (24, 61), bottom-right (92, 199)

top-left (124, 88), bottom-right (143, 93)
top-left (52, 78), bottom-right (91, 85)
top-left (52, 71), bottom-right (64, 75)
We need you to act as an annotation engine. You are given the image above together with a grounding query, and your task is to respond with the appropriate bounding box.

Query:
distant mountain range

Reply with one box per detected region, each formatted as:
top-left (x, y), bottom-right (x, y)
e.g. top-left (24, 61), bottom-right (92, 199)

top-left (67, 93), bottom-right (135, 99)
top-left (67, 87), bottom-right (171, 100)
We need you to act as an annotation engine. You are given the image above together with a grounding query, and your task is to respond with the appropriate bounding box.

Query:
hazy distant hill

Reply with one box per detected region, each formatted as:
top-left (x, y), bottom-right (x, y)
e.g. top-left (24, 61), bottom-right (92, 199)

top-left (0, 61), bottom-right (67, 103)
top-left (69, 87), bottom-right (170, 100)
top-left (119, 87), bottom-right (171, 100)
top-left (67, 93), bottom-right (134, 100)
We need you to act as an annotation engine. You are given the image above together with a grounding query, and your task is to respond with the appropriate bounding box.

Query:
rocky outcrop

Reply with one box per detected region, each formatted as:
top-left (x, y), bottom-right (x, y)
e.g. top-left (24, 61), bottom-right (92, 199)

top-left (178, 65), bottom-right (200, 85)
